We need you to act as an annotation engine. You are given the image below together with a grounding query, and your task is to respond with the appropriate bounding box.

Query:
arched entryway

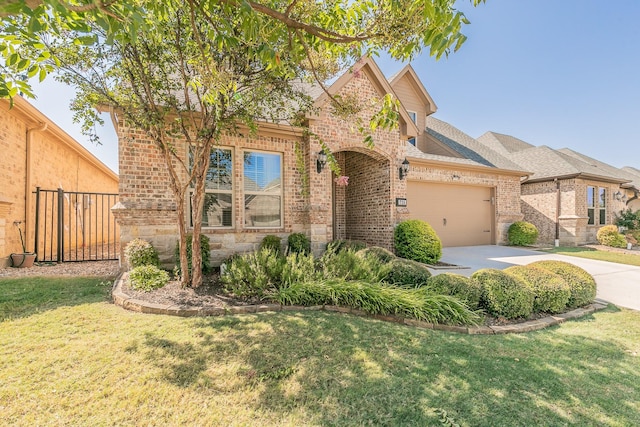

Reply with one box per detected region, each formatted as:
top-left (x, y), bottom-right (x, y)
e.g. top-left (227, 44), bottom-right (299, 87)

top-left (332, 149), bottom-right (393, 249)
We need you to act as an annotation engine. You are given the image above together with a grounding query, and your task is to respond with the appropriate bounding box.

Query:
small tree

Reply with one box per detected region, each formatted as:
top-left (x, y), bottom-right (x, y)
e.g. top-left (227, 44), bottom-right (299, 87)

top-left (1, 0), bottom-right (486, 287)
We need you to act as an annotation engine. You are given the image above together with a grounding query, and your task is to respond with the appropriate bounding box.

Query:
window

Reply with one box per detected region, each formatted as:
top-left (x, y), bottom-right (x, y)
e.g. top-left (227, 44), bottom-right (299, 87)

top-left (191, 148), bottom-right (233, 228)
top-left (587, 186), bottom-right (606, 225)
top-left (407, 137), bottom-right (416, 146)
top-left (243, 151), bottom-right (282, 228)
top-left (407, 111), bottom-right (417, 124)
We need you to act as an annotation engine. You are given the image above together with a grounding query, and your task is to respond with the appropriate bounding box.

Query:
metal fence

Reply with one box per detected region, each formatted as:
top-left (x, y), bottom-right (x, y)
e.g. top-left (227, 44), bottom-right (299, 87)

top-left (34, 188), bottom-right (119, 262)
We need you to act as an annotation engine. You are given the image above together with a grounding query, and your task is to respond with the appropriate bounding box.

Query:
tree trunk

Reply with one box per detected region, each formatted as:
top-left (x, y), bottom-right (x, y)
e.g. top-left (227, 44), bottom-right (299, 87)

top-left (189, 139), bottom-right (213, 288)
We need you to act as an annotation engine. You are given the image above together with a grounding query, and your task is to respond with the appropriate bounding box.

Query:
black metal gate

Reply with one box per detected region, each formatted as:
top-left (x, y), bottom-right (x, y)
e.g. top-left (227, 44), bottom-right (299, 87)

top-left (34, 187), bottom-right (119, 262)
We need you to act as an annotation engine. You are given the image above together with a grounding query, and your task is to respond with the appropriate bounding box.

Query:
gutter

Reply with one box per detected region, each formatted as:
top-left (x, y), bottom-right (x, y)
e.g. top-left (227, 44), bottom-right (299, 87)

top-left (25, 121), bottom-right (48, 252)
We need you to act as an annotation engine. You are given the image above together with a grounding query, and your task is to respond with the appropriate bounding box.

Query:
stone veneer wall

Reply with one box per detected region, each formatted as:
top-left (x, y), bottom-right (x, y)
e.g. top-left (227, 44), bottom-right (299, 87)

top-left (407, 163), bottom-right (523, 245)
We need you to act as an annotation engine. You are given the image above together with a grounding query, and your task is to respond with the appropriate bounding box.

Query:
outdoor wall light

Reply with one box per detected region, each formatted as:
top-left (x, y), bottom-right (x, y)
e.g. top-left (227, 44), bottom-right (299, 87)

top-left (613, 190), bottom-right (623, 201)
top-left (399, 158), bottom-right (410, 180)
top-left (316, 149), bottom-right (327, 173)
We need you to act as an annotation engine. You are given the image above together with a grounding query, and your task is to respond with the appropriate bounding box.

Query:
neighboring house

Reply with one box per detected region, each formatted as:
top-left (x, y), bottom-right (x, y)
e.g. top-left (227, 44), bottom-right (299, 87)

top-left (618, 166), bottom-right (640, 211)
top-left (0, 96), bottom-right (119, 268)
top-left (111, 57), bottom-right (528, 266)
top-left (477, 132), bottom-right (636, 245)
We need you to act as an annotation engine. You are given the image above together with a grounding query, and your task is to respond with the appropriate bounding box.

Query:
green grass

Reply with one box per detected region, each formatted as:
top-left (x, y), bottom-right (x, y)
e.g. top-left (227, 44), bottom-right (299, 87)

top-left (1, 277), bottom-right (640, 426)
top-left (542, 246), bottom-right (640, 266)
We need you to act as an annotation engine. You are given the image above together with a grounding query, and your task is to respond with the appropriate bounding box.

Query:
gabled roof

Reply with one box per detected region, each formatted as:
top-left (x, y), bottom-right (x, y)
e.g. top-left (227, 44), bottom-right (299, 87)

top-left (506, 145), bottom-right (629, 184)
top-left (312, 56), bottom-right (420, 138)
top-left (388, 64), bottom-right (437, 115)
top-left (476, 131), bottom-right (534, 155)
top-left (420, 117), bottom-right (525, 171)
top-left (558, 148), bottom-right (640, 190)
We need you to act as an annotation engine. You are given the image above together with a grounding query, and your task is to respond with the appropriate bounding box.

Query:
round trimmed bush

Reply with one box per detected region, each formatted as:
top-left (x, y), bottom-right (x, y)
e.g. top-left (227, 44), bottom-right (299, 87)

top-left (382, 258), bottom-right (432, 287)
top-left (261, 235), bottom-right (282, 255)
top-left (426, 273), bottom-right (482, 310)
top-left (472, 268), bottom-right (534, 319)
top-left (288, 233), bottom-right (311, 255)
top-left (394, 219), bottom-right (442, 264)
top-left (129, 265), bottom-right (169, 292)
top-left (357, 246), bottom-right (396, 263)
top-left (596, 225), bottom-right (627, 248)
top-left (508, 221), bottom-right (539, 246)
top-left (527, 260), bottom-right (596, 308)
top-left (504, 265), bottom-right (570, 313)
top-left (124, 238), bottom-right (160, 268)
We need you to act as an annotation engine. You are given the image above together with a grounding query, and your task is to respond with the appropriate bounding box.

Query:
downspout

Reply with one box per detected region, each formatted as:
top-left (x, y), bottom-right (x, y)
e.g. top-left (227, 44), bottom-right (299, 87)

top-left (25, 122), bottom-right (48, 252)
top-left (555, 178), bottom-right (560, 246)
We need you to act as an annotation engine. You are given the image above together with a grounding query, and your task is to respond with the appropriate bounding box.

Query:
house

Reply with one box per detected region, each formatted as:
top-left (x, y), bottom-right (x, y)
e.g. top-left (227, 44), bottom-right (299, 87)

top-left (477, 132), bottom-right (637, 245)
top-left (111, 57), bottom-right (528, 266)
top-left (0, 96), bottom-right (119, 268)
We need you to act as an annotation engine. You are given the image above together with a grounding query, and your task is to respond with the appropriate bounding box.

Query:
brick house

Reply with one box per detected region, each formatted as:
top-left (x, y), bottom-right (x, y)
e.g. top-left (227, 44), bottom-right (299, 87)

top-left (477, 132), bottom-right (639, 245)
top-left (0, 96), bottom-right (118, 268)
top-left (111, 57), bottom-right (528, 266)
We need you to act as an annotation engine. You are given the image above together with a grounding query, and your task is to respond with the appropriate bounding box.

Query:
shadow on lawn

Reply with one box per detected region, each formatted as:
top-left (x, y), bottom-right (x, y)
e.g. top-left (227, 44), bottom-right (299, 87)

top-left (138, 307), bottom-right (640, 426)
top-left (0, 276), bottom-right (112, 322)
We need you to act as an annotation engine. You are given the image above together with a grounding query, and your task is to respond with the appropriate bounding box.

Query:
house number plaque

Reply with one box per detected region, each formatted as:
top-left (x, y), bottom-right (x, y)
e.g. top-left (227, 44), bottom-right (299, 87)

top-left (396, 198), bottom-right (407, 207)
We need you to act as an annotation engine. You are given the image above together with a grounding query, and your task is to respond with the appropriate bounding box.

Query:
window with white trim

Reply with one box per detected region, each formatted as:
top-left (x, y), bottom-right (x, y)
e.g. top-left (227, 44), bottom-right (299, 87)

top-left (407, 111), bottom-right (417, 124)
top-left (407, 137), bottom-right (416, 146)
top-left (587, 186), bottom-right (606, 225)
top-left (243, 151), bottom-right (282, 228)
top-left (190, 148), bottom-right (233, 228)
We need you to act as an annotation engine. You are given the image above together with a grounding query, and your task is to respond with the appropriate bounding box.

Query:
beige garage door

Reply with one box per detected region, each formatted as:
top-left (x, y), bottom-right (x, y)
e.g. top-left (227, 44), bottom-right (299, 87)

top-left (407, 181), bottom-right (494, 247)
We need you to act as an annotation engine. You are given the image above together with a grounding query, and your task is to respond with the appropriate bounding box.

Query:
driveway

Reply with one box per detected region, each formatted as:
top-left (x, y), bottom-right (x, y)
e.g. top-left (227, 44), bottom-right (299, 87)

top-left (434, 245), bottom-right (640, 311)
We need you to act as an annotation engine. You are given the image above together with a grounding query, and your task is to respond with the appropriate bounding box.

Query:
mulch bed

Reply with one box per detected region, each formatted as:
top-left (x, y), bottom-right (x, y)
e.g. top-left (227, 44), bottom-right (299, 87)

top-left (121, 270), bottom-right (570, 327)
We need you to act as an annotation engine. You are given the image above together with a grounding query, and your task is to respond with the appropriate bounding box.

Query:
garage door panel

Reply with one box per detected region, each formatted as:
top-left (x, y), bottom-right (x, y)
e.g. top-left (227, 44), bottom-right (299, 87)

top-left (407, 181), bottom-right (493, 247)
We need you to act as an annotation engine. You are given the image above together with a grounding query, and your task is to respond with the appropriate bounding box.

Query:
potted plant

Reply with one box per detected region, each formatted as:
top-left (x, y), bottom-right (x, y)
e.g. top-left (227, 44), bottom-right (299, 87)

top-left (10, 221), bottom-right (36, 268)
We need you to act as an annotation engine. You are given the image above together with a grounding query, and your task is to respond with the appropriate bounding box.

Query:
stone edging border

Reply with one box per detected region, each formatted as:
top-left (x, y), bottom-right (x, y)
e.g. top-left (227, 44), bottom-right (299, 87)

top-left (112, 273), bottom-right (609, 335)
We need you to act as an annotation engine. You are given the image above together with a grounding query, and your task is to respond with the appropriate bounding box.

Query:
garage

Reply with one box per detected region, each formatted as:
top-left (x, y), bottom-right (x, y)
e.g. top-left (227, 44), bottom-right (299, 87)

top-left (406, 181), bottom-right (494, 247)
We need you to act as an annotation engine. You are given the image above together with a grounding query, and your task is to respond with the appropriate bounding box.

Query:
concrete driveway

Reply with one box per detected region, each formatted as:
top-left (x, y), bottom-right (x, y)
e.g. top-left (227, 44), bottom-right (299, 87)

top-left (433, 245), bottom-right (640, 311)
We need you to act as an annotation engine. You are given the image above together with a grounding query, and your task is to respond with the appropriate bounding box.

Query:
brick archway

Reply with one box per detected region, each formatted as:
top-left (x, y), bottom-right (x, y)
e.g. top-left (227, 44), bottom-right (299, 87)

top-left (332, 150), bottom-right (393, 249)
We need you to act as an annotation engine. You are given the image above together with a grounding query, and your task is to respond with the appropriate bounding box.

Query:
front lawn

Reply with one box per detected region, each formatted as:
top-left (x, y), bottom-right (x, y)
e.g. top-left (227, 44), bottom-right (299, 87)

top-left (1, 277), bottom-right (639, 426)
top-left (542, 246), bottom-right (640, 267)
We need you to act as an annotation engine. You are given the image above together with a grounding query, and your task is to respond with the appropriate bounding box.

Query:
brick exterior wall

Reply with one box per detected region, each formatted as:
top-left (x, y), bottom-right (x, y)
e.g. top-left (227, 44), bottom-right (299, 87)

top-left (521, 178), bottom-right (627, 246)
top-left (0, 98), bottom-right (118, 268)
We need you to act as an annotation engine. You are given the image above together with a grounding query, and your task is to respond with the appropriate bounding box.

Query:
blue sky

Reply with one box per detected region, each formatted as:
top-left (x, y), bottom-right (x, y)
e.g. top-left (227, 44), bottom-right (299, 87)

top-left (30, 0), bottom-right (640, 174)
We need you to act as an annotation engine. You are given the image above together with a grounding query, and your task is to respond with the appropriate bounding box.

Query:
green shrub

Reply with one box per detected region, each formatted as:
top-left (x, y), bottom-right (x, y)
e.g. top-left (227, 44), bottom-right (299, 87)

top-left (507, 221), bottom-right (539, 246)
top-left (614, 208), bottom-right (640, 230)
top-left (260, 235), bottom-right (282, 255)
top-left (504, 265), bottom-right (570, 313)
top-left (124, 238), bottom-right (160, 268)
top-left (382, 258), bottom-right (432, 288)
top-left (221, 248), bottom-right (284, 300)
top-left (281, 252), bottom-right (319, 287)
top-left (527, 260), bottom-right (596, 308)
top-left (325, 239), bottom-right (367, 254)
top-left (128, 265), bottom-right (169, 292)
top-left (426, 273), bottom-right (482, 310)
top-left (357, 246), bottom-right (396, 263)
top-left (272, 279), bottom-right (480, 325)
top-left (394, 219), bottom-right (442, 264)
top-left (174, 233), bottom-right (211, 275)
top-left (596, 225), bottom-right (627, 248)
top-left (321, 249), bottom-right (390, 283)
top-left (287, 233), bottom-right (311, 255)
top-left (472, 268), bottom-right (534, 319)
